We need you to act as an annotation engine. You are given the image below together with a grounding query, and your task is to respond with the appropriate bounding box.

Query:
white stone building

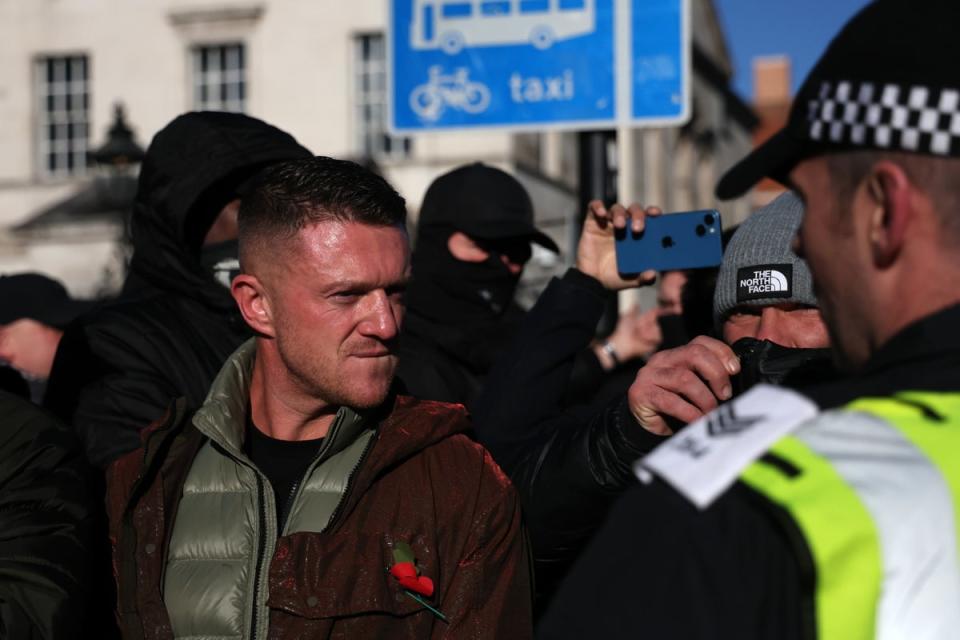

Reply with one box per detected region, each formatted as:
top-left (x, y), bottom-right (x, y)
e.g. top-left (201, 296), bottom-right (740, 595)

top-left (0, 0), bottom-right (755, 302)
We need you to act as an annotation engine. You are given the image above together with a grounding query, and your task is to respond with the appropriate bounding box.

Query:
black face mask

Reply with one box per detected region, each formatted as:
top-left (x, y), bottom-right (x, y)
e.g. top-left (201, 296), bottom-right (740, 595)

top-left (200, 239), bottom-right (240, 290)
top-left (408, 227), bottom-right (521, 321)
top-left (657, 313), bottom-right (690, 351)
top-left (730, 337), bottom-right (838, 396)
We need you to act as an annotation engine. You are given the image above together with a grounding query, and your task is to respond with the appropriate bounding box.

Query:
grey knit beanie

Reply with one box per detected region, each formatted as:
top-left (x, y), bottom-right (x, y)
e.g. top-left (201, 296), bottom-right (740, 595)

top-left (713, 191), bottom-right (816, 328)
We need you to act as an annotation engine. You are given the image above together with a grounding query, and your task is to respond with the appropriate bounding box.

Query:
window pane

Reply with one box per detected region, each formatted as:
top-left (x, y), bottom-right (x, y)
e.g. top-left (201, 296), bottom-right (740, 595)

top-left (352, 34), bottom-right (411, 160)
top-left (559, 0), bottom-right (585, 8)
top-left (193, 43), bottom-right (246, 113)
top-left (481, 1), bottom-right (511, 15)
top-left (520, 0), bottom-right (549, 12)
top-left (442, 3), bottom-right (472, 18)
top-left (36, 54), bottom-right (90, 177)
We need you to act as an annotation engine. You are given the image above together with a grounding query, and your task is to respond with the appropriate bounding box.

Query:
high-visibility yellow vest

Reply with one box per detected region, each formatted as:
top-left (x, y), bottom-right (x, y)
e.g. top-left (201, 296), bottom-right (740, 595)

top-left (740, 392), bottom-right (960, 640)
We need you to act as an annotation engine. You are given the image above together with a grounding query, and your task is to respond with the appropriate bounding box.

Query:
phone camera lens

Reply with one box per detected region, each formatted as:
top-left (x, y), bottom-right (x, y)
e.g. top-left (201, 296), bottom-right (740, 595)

top-left (662, 236), bottom-right (674, 248)
top-left (696, 224), bottom-right (706, 237)
top-left (703, 213), bottom-right (715, 225)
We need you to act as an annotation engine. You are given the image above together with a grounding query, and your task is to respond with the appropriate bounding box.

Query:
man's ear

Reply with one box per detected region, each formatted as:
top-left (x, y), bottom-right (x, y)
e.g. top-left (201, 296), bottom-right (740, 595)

top-left (447, 231), bottom-right (490, 263)
top-left (865, 161), bottom-right (912, 268)
top-left (231, 273), bottom-right (276, 338)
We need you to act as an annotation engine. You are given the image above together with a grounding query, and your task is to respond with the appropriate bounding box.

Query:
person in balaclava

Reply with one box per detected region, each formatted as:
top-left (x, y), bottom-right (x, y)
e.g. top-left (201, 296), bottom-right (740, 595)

top-left (397, 162), bottom-right (559, 407)
top-left (43, 112), bottom-right (311, 468)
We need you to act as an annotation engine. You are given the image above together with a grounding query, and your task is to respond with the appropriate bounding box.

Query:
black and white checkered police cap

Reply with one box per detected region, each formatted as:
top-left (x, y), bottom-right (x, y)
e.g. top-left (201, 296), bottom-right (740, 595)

top-left (716, 1), bottom-right (960, 200)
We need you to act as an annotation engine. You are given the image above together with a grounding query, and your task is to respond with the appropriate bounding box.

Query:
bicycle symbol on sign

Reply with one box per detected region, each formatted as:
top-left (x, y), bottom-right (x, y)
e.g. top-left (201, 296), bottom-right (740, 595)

top-left (409, 66), bottom-right (491, 122)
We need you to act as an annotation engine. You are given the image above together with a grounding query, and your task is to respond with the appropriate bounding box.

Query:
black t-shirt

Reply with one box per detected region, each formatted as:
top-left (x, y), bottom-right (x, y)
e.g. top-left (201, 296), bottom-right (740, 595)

top-left (245, 419), bottom-right (324, 530)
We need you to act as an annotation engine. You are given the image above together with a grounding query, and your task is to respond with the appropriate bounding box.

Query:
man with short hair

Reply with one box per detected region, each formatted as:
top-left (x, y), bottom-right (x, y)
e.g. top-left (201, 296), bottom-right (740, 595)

top-left (539, 3), bottom-right (960, 638)
top-left (106, 157), bottom-right (531, 639)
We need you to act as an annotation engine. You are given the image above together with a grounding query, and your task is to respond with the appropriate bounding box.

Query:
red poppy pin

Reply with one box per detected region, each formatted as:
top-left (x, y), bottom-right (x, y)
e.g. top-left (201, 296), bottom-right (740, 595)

top-left (388, 541), bottom-right (448, 622)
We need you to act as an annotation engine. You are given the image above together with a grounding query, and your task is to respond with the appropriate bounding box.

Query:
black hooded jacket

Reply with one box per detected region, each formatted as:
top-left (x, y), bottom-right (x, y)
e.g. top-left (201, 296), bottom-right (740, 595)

top-left (396, 225), bottom-right (527, 408)
top-left (43, 112), bottom-right (311, 468)
top-left (0, 391), bottom-right (108, 639)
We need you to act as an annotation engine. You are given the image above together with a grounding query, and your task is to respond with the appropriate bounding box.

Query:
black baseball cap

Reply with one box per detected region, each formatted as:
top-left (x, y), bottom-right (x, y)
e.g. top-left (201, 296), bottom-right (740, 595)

top-left (0, 273), bottom-right (95, 327)
top-left (418, 163), bottom-right (560, 253)
top-left (717, 1), bottom-right (960, 200)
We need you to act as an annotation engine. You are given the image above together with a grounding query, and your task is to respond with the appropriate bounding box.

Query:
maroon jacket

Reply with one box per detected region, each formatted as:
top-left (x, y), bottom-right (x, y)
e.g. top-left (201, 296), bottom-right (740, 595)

top-left (106, 395), bottom-right (532, 639)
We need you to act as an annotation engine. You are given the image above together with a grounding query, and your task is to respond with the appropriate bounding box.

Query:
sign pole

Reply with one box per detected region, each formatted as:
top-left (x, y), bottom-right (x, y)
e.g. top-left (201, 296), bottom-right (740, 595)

top-left (578, 130), bottom-right (619, 334)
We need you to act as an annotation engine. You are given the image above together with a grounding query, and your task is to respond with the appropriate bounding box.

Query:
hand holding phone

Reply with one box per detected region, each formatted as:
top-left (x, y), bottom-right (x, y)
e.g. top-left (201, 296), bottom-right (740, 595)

top-left (576, 200), bottom-right (661, 290)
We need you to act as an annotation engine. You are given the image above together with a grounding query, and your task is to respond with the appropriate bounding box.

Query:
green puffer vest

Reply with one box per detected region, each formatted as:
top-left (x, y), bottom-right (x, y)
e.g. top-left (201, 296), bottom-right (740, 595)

top-left (161, 340), bottom-right (375, 640)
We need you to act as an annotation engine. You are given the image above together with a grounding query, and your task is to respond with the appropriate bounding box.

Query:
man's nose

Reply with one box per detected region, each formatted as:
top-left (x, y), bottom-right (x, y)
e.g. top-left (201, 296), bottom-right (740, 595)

top-left (500, 254), bottom-right (523, 276)
top-left (360, 291), bottom-right (401, 340)
top-left (755, 307), bottom-right (787, 346)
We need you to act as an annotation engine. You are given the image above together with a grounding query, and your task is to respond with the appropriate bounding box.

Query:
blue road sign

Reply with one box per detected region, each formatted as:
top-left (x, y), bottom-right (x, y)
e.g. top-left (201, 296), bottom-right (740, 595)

top-left (388, 0), bottom-right (689, 133)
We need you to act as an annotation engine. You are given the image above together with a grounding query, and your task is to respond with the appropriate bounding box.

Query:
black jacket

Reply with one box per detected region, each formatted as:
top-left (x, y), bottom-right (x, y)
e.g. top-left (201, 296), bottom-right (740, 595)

top-left (397, 301), bottom-right (527, 408)
top-left (537, 304), bottom-right (960, 639)
top-left (473, 269), bottom-right (666, 611)
top-left (0, 391), bottom-right (106, 639)
top-left (43, 112), bottom-right (311, 468)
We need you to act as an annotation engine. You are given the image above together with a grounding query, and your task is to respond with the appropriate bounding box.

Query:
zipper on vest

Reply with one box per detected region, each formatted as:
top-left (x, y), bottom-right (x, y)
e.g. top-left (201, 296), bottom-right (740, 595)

top-left (249, 472), bottom-right (269, 640)
top-left (321, 431), bottom-right (377, 533)
top-left (278, 410), bottom-right (349, 535)
top-left (278, 478), bottom-right (300, 534)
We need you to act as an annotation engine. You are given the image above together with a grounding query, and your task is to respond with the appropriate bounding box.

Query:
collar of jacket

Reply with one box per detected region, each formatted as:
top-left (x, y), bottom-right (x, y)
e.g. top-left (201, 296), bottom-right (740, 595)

top-left (805, 302), bottom-right (960, 410)
top-left (861, 303), bottom-right (960, 374)
top-left (191, 338), bottom-right (370, 460)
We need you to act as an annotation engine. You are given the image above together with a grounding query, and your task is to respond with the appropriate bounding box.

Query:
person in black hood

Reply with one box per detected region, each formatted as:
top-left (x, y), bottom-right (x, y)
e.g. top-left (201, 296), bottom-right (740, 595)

top-left (397, 162), bottom-right (559, 407)
top-left (43, 112), bottom-right (311, 468)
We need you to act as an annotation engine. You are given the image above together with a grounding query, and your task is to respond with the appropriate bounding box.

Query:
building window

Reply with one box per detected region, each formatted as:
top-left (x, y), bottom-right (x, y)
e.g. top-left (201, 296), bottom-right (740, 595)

top-left (35, 55), bottom-right (90, 178)
top-left (192, 43), bottom-right (246, 112)
top-left (354, 34), bottom-right (411, 160)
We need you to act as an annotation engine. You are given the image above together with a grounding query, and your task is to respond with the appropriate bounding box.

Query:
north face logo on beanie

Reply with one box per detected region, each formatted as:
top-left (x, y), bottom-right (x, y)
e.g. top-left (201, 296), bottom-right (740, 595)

top-left (736, 264), bottom-right (793, 302)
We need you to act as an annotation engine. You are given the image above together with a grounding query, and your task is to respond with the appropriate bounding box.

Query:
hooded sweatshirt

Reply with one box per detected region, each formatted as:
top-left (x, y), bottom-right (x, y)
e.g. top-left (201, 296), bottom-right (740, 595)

top-left (43, 112), bottom-right (311, 468)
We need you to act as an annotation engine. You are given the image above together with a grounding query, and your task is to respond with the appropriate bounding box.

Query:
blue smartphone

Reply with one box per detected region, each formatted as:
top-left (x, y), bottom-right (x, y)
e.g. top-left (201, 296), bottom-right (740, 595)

top-left (614, 209), bottom-right (723, 273)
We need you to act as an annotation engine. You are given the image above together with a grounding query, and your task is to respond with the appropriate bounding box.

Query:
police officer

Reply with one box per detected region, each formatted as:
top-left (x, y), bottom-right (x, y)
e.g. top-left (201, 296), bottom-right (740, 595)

top-left (539, 2), bottom-right (960, 638)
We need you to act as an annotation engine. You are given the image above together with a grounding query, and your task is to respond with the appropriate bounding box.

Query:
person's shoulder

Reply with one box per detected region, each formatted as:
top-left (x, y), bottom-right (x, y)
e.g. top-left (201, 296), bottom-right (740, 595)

top-left (0, 391), bottom-right (72, 453)
top-left (65, 292), bottom-right (220, 367)
top-left (387, 396), bottom-right (472, 441)
top-left (394, 347), bottom-right (468, 403)
top-left (385, 396), bottom-right (513, 492)
top-left (392, 395), bottom-right (469, 419)
top-left (0, 392), bottom-right (87, 499)
top-left (636, 384), bottom-right (820, 510)
top-left (65, 293), bottom-right (168, 345)
top-left (106, 399), bottom-right (198, 493)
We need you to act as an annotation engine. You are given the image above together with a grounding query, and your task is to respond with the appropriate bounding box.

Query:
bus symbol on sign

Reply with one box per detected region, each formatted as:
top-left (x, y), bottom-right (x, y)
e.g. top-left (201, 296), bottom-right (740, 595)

top-left (411, 0), bottom-right (596, 55)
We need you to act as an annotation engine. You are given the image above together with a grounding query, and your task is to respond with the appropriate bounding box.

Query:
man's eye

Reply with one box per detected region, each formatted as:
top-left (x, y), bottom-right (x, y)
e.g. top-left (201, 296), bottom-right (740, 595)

top-left (332, 292), bottom-right (360, 302)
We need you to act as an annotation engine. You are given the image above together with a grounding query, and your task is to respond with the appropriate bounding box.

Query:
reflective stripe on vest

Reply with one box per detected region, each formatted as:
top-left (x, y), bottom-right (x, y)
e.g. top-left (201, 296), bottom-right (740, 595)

top-left (741, 392), bottom-right (960, 640)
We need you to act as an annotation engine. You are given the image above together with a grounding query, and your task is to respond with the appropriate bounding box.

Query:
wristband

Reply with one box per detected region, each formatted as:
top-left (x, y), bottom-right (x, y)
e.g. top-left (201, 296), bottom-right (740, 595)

top-left (601, 340), bottom-right (621, 367)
